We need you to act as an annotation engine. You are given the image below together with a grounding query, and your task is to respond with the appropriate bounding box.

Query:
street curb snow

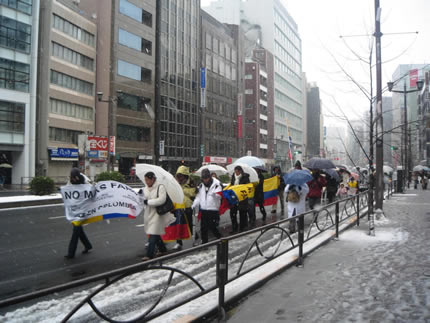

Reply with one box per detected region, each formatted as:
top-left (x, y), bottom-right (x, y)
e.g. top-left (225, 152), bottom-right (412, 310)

top-left (154, 211), bottom-right (366, 323)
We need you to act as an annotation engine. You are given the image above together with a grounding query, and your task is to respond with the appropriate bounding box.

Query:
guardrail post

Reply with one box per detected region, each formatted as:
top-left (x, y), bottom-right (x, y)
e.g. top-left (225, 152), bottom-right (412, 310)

top-left (356, 194), bottom-right (360, 226)
top-left (335, 201), bottom-right (339, 238)
top-left (297, 214), bottom-right (304, 267)
top-left (217, 239), bottom-right (228, 321)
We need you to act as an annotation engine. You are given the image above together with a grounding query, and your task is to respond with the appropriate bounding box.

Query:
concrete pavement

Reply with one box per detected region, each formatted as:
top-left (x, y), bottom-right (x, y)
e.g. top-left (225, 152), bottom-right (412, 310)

top-left (226, 188), bottom-right (430, 322)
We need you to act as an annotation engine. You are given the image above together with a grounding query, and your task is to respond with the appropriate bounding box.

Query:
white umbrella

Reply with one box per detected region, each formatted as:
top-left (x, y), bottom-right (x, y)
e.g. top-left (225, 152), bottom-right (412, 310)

top-left (195, 164), bottom-right (228, 177)
top-left (234, 156), bottom-right (266, 170)
top-left (413, 165), bottom-right (424, 172)
top-left (383, 165), bottom-right (394, 174)
top-left (0, 163), bottom-right (12, 168)
top-left (226, 163), bottom-right (259, 183)
top-left (135, 164), bottom-right (184, 204)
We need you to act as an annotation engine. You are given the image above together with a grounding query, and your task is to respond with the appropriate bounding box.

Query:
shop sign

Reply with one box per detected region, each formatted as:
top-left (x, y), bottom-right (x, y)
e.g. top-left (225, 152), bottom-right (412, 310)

top-left (49, 148), bottom-right (79, 161)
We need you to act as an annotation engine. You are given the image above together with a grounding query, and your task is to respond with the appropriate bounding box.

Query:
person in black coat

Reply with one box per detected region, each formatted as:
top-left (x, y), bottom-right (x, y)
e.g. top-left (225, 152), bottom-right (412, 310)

top-left (230, 165), bottom-right (250, 232)
top-left (325, 175), bottom-right (338, 203)
top-left (64, 168), bottom-right (93, 259)
top-left (253, 168), bottom-right (267, 222)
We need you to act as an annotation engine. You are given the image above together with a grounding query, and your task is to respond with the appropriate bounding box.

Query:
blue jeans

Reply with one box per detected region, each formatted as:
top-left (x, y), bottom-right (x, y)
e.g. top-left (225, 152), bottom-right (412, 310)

top-left (147, 235), bottom-right (167, 258)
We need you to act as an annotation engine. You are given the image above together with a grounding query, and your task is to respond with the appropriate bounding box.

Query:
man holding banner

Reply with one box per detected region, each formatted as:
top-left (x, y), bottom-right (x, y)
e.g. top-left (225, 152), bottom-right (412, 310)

top-left (64, 168), bottom-right (93, 259)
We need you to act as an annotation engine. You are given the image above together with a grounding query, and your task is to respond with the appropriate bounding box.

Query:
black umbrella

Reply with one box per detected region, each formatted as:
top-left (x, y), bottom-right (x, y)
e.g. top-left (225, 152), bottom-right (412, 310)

top-left (323, 168), bottom-right (340, 182)
top-left (304, 158), bottom-right (336, 170)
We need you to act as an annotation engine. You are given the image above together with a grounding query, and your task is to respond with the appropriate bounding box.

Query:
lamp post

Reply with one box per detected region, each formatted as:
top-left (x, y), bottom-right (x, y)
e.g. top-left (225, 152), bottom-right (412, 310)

top-left (97, 90), bottom-right (123, 172)
top-left (387, 79), bottom-right (424, 191)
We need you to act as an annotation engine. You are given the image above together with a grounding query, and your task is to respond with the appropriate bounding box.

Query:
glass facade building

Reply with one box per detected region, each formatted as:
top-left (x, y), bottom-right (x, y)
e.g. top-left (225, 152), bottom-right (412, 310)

top-left (0, 0), bottom-right (38, 184)
top-left (156, 0), bottom-right (200, 169)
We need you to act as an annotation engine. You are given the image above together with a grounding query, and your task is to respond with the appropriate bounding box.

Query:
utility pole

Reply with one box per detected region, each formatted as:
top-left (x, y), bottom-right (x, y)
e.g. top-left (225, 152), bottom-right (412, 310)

top-left (374, 0), bottom-right (384, 210)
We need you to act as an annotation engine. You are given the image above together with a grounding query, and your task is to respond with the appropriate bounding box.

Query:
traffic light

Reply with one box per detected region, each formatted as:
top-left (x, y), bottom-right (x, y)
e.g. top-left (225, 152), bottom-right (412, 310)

top-left (391, 146), bottom-right (398, 151)
top-left (294, 151), bottom-right (302, 155)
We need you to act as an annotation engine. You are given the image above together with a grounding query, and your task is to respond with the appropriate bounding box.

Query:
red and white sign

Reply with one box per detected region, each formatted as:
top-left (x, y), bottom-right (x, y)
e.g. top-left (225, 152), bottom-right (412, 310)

top-left (409, 69), bottom-right (418, 88)
top-left (88, 136), bottom-right (115, 155)
top-left (204, 156), bottom-right (233, 164)
top-left (109, 136), bottom-right (115, 155)
top-left (88, 136), bottom-right (108, 151)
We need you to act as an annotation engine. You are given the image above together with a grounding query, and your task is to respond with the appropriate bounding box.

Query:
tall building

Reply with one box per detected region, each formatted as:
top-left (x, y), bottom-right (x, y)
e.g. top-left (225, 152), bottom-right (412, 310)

top-left (390, 64), bottom-right (429, 168)
top-left (204, 0), bottom-right (303, 171)
top-left (80, 0), bottom-right (156, 176)
top-left (306, 84), bottom-right (321, 158)
top-left (347, 119), bottom-right (365, 167)
top-left (155, 0), bottom-right (200, 171)
top-left (325, 126), bottom-right (347, 165)
top-left (200, 10), bottom-right (239, 165)
top-left (0, 0), bottom-right (38, 185)
top-left (243, 48), bottom-right (274, 162)
top-left (37, 0), bottom-right (96, 178)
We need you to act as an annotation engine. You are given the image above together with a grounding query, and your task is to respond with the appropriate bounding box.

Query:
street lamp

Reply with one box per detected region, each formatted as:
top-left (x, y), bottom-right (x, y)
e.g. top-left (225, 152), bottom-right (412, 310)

top-left (387, 79), bottom-right (424, 191)
top-left (97, 90), bottom-right (123, 172)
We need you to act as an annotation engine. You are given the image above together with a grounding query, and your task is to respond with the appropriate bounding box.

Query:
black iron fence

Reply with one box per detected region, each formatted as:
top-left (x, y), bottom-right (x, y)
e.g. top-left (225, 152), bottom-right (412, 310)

top-left (0, 190), bottom-right (381, 322)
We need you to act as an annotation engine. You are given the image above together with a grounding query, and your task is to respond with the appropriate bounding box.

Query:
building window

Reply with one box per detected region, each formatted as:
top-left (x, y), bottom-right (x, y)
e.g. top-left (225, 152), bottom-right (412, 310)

top-left (0, 0), bottom-right (32, 15)
top-left (49, 127), bottom-right (83, 144)
top-left (119, 0), bottom-right (152, 27)
top-left (117, 124), bottom-right (150, 142)
top-left (245, 89), bottom-right (253, 95)
top-left (244, 74), bottom-right (253, 80)
top-left (0, 58), bottom-right (29, 92)
top-left (117, 59), bottom-right (151, 83)
top-left (117, 92), bottom-right (150, 112)
top-left (0, 100), bottom-right (25, 133)
top-left (51, 42), bottom-right (94, 70)
top-left (118, 28), bottom-right (152, 55)
top-left (0, 16), bottom-right (31, 53)
top-left (50, 98), bottom-right (93, 120)
top-left (50, 70), bottom-right (93, 96)
top-left (52, 14), bottom-right (95, 47)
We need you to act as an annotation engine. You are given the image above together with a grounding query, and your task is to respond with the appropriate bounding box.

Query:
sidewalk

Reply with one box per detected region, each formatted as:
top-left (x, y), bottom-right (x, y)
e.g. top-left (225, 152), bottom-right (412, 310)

top-left (226, 188), bottom-right (430, 322)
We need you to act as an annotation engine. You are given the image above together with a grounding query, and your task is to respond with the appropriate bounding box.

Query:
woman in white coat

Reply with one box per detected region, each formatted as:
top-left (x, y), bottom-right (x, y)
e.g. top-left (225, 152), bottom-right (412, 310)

top-left (284, 183), bottom-right (309, 233)
top-left (142, 172), bottom-right (175, 260)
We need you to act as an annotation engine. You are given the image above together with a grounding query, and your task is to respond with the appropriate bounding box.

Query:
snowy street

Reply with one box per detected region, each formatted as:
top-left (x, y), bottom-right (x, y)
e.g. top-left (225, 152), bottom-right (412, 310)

top-left (227, 189), bottom-right (430, 322)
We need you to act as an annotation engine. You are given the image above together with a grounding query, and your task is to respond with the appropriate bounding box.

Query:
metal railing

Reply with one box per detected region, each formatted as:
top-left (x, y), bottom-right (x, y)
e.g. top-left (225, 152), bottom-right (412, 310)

top-left (0, 191), bottom-right (371, 322)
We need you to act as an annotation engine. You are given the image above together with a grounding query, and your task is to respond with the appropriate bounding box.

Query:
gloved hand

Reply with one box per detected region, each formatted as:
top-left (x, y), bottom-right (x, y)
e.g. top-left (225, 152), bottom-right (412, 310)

top-left (143, 199), bottom-right (148, 205)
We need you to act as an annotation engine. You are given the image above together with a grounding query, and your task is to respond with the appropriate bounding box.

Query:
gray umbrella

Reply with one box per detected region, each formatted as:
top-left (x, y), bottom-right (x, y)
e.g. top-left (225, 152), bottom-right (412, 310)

top-left (304, 158), bottom-right (336, 170)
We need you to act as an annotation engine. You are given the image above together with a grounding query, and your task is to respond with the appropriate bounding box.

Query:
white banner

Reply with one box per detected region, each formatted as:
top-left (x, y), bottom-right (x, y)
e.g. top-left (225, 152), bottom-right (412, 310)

top-left (60, 181), bottom-right (144, 224)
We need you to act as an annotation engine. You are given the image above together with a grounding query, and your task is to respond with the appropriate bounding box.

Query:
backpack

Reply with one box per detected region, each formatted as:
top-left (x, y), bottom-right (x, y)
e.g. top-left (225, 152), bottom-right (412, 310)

top-left (287, 188), bottom-right (300, 203)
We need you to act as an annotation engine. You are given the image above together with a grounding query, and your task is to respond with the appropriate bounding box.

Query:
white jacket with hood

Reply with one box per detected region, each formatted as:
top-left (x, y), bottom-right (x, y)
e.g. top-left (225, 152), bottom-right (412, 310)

top-left (192, 178), bottom-right (222, 211)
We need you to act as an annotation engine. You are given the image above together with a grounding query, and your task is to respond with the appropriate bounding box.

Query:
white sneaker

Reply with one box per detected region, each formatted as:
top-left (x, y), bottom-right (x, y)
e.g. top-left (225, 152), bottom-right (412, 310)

top-left (173, 243), bottom-right (182, 250)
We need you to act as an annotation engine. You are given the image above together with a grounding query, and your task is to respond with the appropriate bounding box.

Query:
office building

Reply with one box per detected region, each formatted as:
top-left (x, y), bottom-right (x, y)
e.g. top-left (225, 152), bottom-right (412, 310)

top-left (37, 0), bottom-right (96, 178)
top-left (0, 0), bottom-right (38, 185)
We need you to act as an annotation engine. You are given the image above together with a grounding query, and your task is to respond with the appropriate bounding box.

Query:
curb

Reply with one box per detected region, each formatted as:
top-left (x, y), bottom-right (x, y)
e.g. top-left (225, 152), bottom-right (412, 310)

top-left (0, 198), bottom-right (63, 209)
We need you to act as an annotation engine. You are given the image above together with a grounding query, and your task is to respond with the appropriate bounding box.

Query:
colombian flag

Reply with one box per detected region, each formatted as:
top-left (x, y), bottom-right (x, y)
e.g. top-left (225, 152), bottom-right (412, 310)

top-left (162, 202), bottom-right (191, 242)
top-left (222, 183), bottom-right (255, 206)
top-left (72, 213), bottom-right (137, 226)
top-left (262, 176), bottom-right (279, 206)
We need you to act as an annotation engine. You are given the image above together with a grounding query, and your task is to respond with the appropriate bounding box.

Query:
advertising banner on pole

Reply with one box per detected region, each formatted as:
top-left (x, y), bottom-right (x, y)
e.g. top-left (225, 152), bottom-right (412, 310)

top-left (61, 181), bottom-right (144, 225)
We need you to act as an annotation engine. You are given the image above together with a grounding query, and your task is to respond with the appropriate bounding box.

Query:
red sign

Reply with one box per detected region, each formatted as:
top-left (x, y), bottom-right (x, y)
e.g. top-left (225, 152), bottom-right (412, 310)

top-left (88, 136), bottom-right (108, 151)
top-left (109, 136), bottom-right (115, 155)
top-left (237, 115), bottom-right (243, 139)
top-left (88, 136), bottom-right (115, 154)
top-left (203, 156), bottom-right (233, 164)
top-left (409, 69), bottom-right (418, 88)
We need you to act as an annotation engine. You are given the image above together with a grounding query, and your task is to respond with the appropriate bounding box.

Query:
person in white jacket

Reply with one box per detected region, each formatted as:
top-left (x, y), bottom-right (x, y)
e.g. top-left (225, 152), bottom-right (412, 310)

top-left (284, 183), bottom-right (309, 233)
top-left (192, 168), bottom-right (222, 244)
top-left (142, 172), bottom-right (175, 260)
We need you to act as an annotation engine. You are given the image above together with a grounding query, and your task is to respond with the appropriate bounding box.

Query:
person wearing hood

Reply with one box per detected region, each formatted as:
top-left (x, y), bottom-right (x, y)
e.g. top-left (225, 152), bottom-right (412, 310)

top-left (174, 165), bottom-right (197, 250)
top-left (271, 166), bottom-right (285, 215)
top-left (64, 168), bottom-right (93, 259)
top-left (141, 172), bottom-right (176, 260)
top-left (294, 161), bottom-right (302, 170)
top-left (229, 165), bottom-right (250, 232)
top-left (192, 168), bottom-right (222, 244)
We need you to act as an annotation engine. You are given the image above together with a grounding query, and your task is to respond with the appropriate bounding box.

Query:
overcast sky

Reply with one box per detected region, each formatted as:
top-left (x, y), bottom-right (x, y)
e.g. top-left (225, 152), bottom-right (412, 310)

top-left (202, 0), bottom-right (430, 126)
